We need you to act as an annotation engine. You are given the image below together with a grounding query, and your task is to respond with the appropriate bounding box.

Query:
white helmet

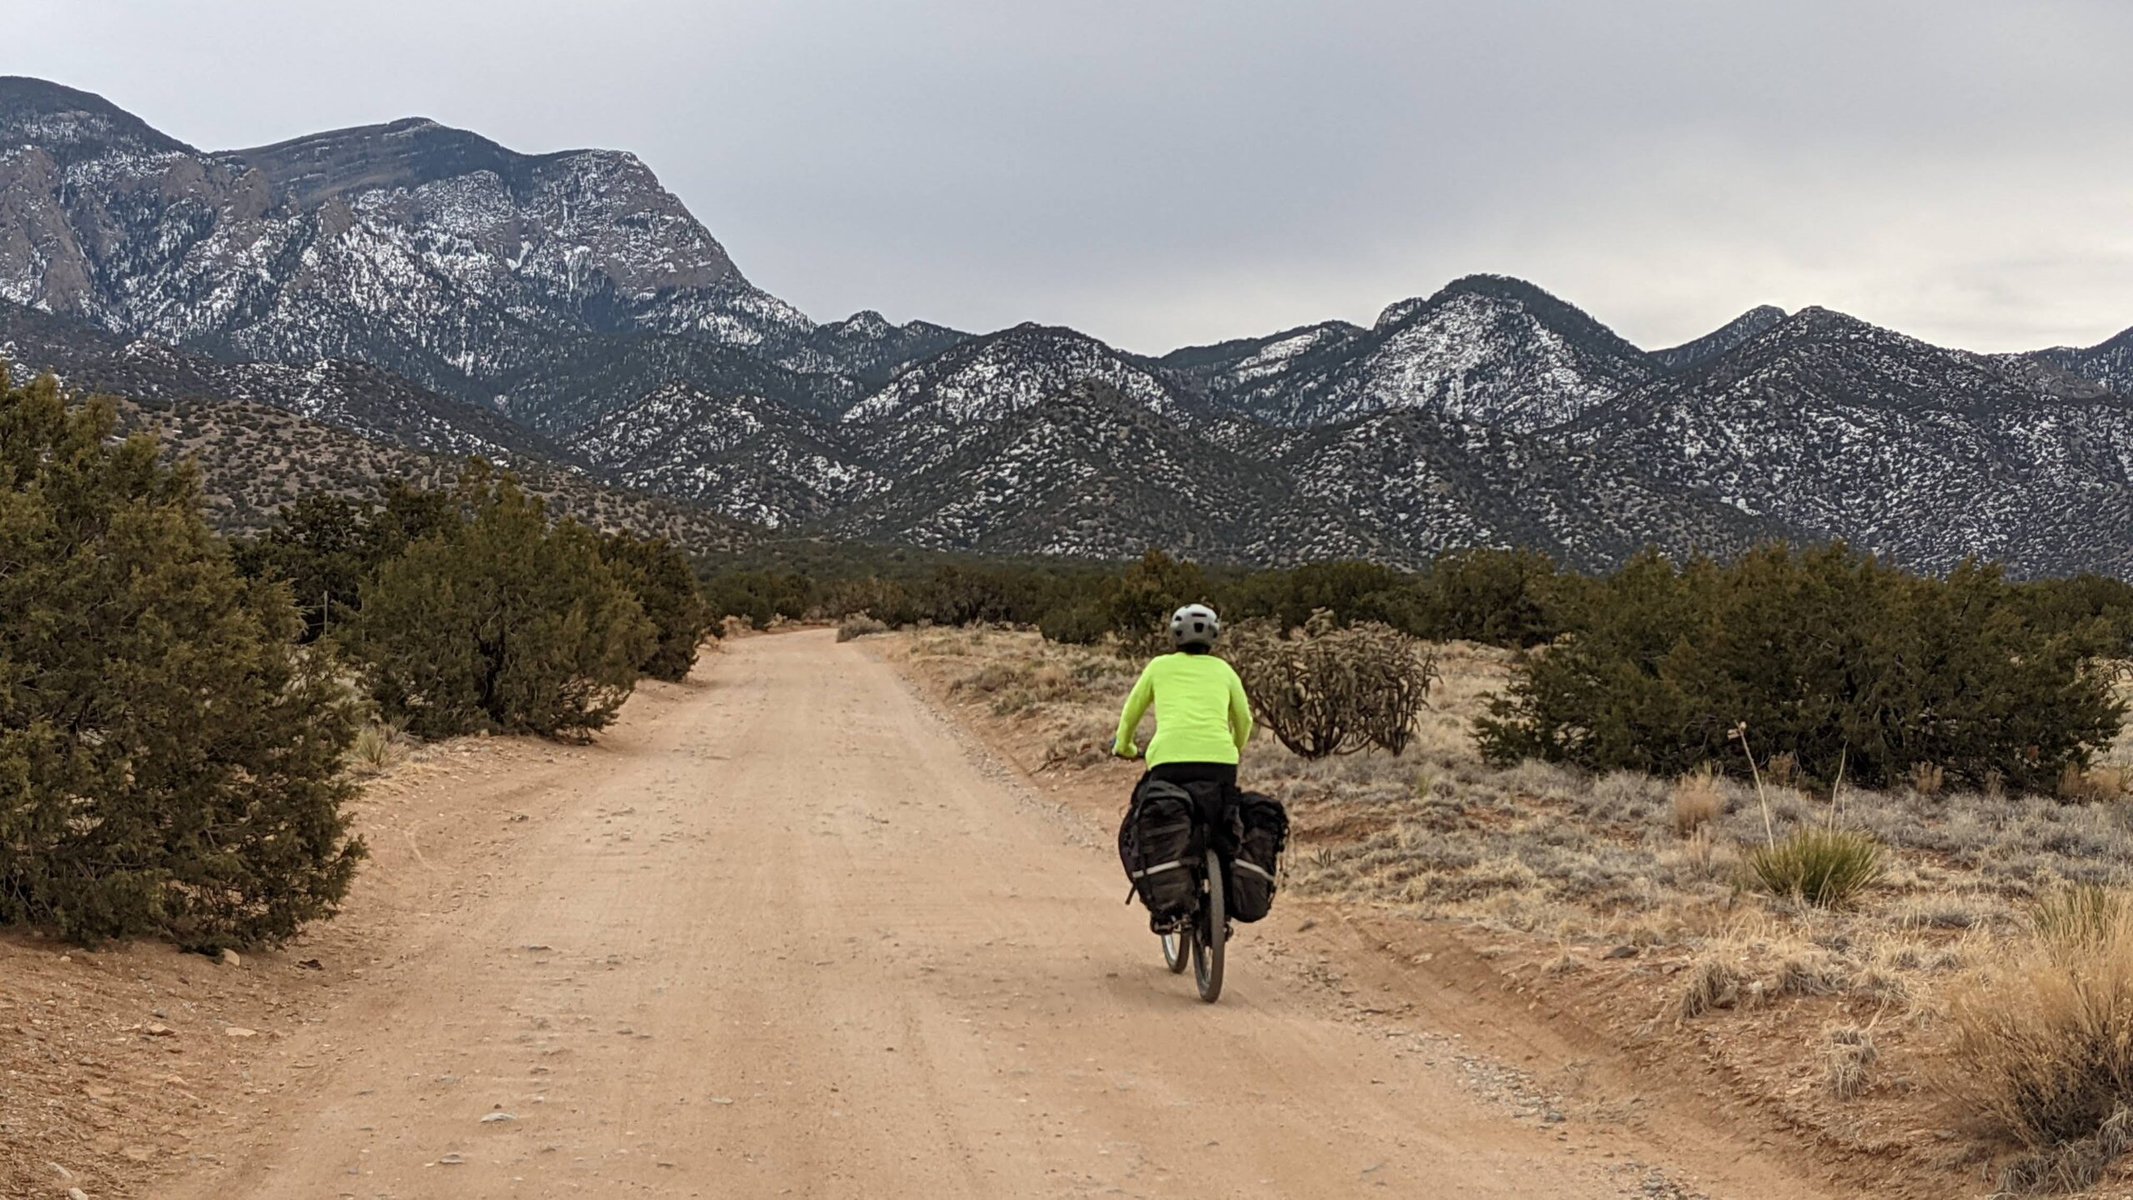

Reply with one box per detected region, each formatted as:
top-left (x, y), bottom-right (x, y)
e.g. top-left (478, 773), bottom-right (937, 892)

top-left (1169, 604), bottom-right (1220, 649)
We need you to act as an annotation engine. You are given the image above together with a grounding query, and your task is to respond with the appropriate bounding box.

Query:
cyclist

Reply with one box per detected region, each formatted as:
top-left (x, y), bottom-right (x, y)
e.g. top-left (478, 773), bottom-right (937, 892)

top-left (1112, 604), bottom-right (1253, 791)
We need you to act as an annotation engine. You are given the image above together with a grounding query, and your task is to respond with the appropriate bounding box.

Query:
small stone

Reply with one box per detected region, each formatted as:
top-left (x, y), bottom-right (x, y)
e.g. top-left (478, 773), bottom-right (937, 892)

top-left (437, 1152), bottom-right (466, 1165)
top-left (219, 949), bottom-right (242, 967)
top-left (223, 1026), bottom-right (258, 1039)
top-left (480, 1112), bottom-right (517, 1124)
top-left (143, 1023), bottom-right (176, 1038)
top-left (48, 1163), bottom-right (73, 1181)
top-left (298, 958), bottom-right (324, 971)
top-left (69, 1189), bottom-right (89, 1200)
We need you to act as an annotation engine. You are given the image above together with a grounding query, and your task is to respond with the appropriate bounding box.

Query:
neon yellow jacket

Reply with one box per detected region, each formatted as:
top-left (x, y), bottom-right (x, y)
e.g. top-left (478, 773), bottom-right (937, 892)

top-left (1113, 652), bottom-right (1254, 766)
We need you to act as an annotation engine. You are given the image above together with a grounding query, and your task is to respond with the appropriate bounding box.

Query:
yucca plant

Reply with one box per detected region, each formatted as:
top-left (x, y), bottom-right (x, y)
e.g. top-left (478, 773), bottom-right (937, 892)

top-left (1745, 827), bottom-right (1884, 908)
top-left (348, 718), bottom-right (409, 774)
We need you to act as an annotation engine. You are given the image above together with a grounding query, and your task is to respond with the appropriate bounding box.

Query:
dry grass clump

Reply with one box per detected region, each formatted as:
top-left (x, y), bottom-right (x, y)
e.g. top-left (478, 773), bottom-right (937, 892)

top-left (1541, 943), bottom-right (1585, 976)
top-left (1028, 662), bottom-right (1076, 701)
top-left (1663, 827), bottom-right (1736, 884)
top-left (1676, 955), bottom-right (1754, 1022)
top-left (1906, 760), bottom-right (1947, 797)
top-left (1946, 905), bottom-right (2133, 1172)
top-left (835, 614), bottom-right (890, 642)
top-left (2033, 884), bottom-right (2131, 951)
top-left (349, 718), bottom-right (410, 775)
top-left (1995, 1106), bottom-right (2133, 1196)
top-left (1765, 751), bottom-right (1800, 788)
top-left (912, 627), bottom-right (1141, 733)
top-left (2059, 763), bottom-right (2131, 804)
top-left (1670, 769), bottom-right (1725, 837)
top-left (1888, 896), bottom-right (1995, 932)
top-left (1772, 947), bottom-right (1852, 997)
top-left (1824, 1025), bottom-right (1878, 1099)
top-left (953, 661), bottom-right (1022, 697)
top-left (1745, 827), bottom-right (1884, 909)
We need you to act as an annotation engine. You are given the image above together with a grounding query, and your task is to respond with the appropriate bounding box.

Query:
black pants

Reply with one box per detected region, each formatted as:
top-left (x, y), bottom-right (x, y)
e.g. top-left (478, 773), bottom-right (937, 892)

top-left (1147, 762), bottom-right (1240, 853)
top-left (1148, 762), bottom-right (1238, 790)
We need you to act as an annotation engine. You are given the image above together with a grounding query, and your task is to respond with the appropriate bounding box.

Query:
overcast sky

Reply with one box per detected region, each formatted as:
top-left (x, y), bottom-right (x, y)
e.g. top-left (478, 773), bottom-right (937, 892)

top-left (17, 1), bottom-right (2133, 353)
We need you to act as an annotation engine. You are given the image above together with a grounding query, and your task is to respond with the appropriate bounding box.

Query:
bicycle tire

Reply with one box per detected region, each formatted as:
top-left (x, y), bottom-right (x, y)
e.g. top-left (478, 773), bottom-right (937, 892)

top-left (1193, 848), bottom-right (1226, 1002)
top-left (1161, 928), bottom-right (1189, 973)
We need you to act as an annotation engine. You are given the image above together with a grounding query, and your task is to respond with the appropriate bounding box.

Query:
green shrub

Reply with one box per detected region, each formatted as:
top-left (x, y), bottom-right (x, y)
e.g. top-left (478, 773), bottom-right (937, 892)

top-left (1415, 547), bottom-right (1567, 647)
top-left (1097, 550), bottom-right (1209, 654)
top-left (0, 377), bottom-right (365, 947)
top-left (234, 483), bottom-right (467, 643)
top-left (836, 615), bottom-right (890, 642)
top-left (353, 467), bottom-right (652, 738)
top-left (234, 484), bottom-right (460, 642)
top-left (601, 532), bottom-right (714, 681)
top-left (1227, 611), bottom-right (1439, 758)
top-left (2012, 573), bottom-right (2133, 662)
top-left (1218, 561), bottom-right (1416, 632)
top-left (231, 493), bottom-right (370, 641)
top-left (702, 569), bottom-right (816, 629)
top-left (1038, 602), bottom-right (1110, 646)
top-left (815, 576), bottom-right (918, 625)
top-left (1744, 827), bottom-right (1884, 908)
top-left (1477, 545), bottom-right (2124, 791)
top-left (910, 564), bottom-right (1056, 626)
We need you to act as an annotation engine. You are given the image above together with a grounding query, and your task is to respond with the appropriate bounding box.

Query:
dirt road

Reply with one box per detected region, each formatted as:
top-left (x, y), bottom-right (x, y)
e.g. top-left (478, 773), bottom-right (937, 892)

top-left (169, 631), bottom-right (1821, 1199)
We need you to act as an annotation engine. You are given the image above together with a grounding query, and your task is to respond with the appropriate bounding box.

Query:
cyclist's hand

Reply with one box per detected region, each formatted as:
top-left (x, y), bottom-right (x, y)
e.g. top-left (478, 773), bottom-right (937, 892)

top-left (1113, 740), bottom-right (1141, 760)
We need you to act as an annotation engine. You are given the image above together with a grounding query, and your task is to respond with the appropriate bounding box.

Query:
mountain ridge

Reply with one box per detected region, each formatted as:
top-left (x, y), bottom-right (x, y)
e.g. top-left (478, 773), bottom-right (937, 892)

top-left (1653, 305), bottom-right (1789, 371)
top-left (5, 75), bottom-right (2133, 578)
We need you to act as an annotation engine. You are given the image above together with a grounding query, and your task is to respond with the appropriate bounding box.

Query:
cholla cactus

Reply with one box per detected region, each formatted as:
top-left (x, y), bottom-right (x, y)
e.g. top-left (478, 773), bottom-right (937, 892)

top-left (1226, 609), bottom-right (1439, 758)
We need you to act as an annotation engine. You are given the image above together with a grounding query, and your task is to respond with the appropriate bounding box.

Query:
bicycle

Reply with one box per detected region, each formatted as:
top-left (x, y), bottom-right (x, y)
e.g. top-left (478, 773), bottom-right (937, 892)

top-left (1157, 847), bottom-right (1227, 1002)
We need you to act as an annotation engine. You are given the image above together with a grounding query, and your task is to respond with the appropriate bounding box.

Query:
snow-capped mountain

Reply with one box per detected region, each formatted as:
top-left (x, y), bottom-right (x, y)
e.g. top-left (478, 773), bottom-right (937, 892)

top-left (1157, 320), bottom-right (1365, 403)
top-left (570, 382), bottom-right (885, 528)
top-left (1652, 306), bottom-right (1789, 371)
top-left (832, 381), bottom-right (1389, 564)
top-left (0, 298), bottom-right (562, 464)
top-left (1566, 308), bottom-right (2133, 575)
top-left (840, 323), bottom-right (1208, 472)
top-left (792, 311), bottom-right (970, 385)
top-left (1276, 410), bottom-right (1789, 570)
top-left (0, 76), bottom-right (822, 404)
top-left (8, 75), bottom-right (2133, 577)
top-left (1180, 275), bottom-right (1659, 433)
top-left (2033, 326), bottom-right (2133, 398)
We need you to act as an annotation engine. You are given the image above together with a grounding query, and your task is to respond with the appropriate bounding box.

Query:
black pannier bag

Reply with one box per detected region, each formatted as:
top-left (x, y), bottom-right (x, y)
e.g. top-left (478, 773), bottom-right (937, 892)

top-left (1227, 791), bottom-right (1289, 923)
top-left (1118, 778), bottom-right (1199, 920)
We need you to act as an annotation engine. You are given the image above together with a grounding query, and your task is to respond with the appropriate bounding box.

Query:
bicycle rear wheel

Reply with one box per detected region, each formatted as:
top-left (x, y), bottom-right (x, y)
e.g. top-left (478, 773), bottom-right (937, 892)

top-left (1160, 928), bottom-right (1188, 973)
top-left (1192, 848), bottom-right (1226, 1003)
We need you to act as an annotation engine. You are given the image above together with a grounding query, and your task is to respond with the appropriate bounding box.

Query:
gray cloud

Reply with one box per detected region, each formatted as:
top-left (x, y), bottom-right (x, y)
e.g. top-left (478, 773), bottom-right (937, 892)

top-left (19, 0), bottom-right (2133, 351)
